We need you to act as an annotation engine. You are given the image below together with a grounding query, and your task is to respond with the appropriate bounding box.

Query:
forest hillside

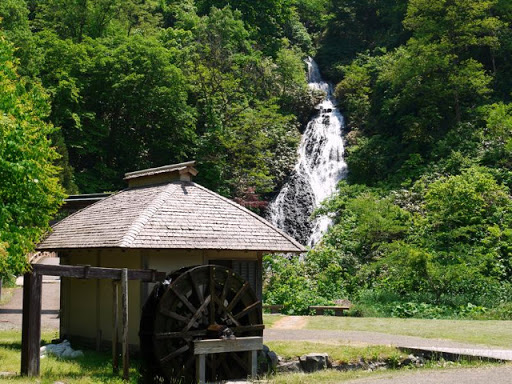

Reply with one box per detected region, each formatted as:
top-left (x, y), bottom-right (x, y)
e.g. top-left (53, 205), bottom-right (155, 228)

top-left (1, 0), bottom-right (512, 319)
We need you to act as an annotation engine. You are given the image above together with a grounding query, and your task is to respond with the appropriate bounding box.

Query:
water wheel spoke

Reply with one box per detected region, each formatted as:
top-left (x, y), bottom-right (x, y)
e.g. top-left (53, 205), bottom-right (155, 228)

top-left (231, 352), bottom-right (248, 372)
top-left (209, 267), bottom-right (216, 324)
top-left (211, 354), bottom-right (218, 379)
top-left (160, 344), bottom-right (189, 364)
top-left (182, 295), bottom-right (211, 332)
top-left (160, 308), bottom-right (199, 327)
top-left (231, 324), bottom-right (265, 335)
top-left (220, 359), bottom-right (232, 378)
top-left (233, 300), bottom-right (261, 320)
top-left (149, 265), bottom-right (263, 382)
top-left (184, 355), bottom-right (195, 370)
top-left (169, 285), bottom-right (197, 314)
top-left (225, 282), bottom-right (249, 313)
top-left (154, 329), bottom-right (207, 339)
top-left (217, 273), bottom-right (232, 314)
top-left (188, 271), bottom-right (204, 304)
top-left (212, 295), bottom-right (241, 327)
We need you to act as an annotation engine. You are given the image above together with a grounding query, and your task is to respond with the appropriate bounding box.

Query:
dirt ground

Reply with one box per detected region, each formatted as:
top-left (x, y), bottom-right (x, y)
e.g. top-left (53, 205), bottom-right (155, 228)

top-left (271, 316), bottom-right (308, 330)
top-left (0, 257), bottom-right (60, 331)
top-left (0, 282), bottom-right (60, 331)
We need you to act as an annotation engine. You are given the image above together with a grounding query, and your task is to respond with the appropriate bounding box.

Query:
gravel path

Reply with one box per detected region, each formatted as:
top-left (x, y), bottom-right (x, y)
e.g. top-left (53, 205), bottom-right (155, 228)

top-left (264, 328), bottom-right (503, 350)
top-left (0, 283), bottom-right (60, 331)
top-left (342, 364), bottom-right (512, 384)
top-left (0, 257), bottom-right (60, 331)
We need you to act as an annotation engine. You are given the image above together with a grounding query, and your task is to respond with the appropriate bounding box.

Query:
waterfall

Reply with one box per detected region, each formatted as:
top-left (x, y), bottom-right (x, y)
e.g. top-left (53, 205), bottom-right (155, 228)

top-left (267, 57), bottom-right (347, 247)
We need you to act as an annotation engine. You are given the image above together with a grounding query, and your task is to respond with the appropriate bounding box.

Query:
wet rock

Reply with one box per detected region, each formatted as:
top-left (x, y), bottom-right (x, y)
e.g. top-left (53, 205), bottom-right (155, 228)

top-left (259, 345), bottom-right (279, 374)
top-left (368, 361), bottom-right (387, 371)
top-left (299, 353), bottom-right (332, 373)
top-left (277, 360), bottom-right (301, 373)
top-left (266, 172), bottom-right (314, 245)
top-left (268, 351), bottom-right (279, 371)
top-left (402, 354), bottom-right (424, 367)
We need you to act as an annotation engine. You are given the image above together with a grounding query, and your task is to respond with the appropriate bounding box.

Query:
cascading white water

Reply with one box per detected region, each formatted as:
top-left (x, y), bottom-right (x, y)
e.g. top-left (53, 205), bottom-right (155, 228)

top-left (268, 57), bottom-right (347, 247)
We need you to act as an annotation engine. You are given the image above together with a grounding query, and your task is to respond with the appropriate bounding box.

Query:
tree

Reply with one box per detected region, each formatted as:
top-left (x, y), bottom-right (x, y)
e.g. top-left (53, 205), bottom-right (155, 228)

top-left (0, 34), bottom-right (65, 277)
top-left (32, 0), bottom-right (162, 41)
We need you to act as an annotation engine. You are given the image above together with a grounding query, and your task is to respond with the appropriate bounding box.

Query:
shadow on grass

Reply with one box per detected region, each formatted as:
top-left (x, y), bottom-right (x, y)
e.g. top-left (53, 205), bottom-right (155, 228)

top-left (0, 341), bottom-right (21, 350)
top-left (0, 332), bottom-right (141, 383)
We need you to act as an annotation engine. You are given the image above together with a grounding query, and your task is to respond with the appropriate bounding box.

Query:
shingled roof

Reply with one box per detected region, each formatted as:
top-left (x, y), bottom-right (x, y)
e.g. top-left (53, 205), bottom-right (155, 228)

top-left (37, 179), bottom-right (305, 253)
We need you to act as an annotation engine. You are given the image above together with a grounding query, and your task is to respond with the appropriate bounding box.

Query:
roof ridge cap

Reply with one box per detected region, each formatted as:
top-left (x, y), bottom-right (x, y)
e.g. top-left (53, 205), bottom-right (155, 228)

top-left (190, 182), bottom-right (306, 252)
top-left (118, 183), bottom-right (177, 247)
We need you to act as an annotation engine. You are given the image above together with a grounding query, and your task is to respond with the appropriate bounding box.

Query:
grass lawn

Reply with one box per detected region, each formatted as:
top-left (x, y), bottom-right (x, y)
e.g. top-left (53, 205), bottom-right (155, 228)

top-left (305, 316), bottom-right (512, 348)
top-left (0, 330), bottom-right (139, 383)
top-left (268, 361), bottom-right (497, 384)
top-left (266, 341), bottom-right (401, 363)
top-left (0, 329), bottom-right (500, 383)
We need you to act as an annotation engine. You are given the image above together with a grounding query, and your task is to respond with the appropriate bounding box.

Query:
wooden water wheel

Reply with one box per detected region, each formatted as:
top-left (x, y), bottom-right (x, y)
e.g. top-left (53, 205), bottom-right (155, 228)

top-left (139, 265), bottom-right (264, 383)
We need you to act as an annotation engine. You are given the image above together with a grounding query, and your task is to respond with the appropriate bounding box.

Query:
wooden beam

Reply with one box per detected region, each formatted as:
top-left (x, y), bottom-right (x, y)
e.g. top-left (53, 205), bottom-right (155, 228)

top-left (31, 264), bottom-right (165, 282)
top-left (21, 271), bottom-right (42, 376)
top-left (112, 280), bottom-right (119, 374)
top-left (121, 269), bottom-right (129, 380)
top-left (193, 337), bottom-right (263, 355)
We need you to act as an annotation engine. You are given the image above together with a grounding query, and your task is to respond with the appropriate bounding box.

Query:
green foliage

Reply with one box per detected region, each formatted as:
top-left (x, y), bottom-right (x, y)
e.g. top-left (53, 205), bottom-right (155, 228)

top-left (32, 0), bottom-right (162, 41)
top-left (264, 254), bottom-right (327, 315)
top-left (194, 0), bottom-right (297, 55)
top-left (316, 0), bottom-right (409, 81)
top-left (34, 32), bottom-right (196, 192)
top-left (0, 34), bottom-right (65, 277)
top-left (1, 0), bottom-right (312, 198)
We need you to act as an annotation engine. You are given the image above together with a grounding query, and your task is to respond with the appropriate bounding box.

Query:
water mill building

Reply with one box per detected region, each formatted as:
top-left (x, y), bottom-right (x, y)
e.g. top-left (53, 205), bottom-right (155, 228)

top-left (37, 161), bottom-right (305, 347)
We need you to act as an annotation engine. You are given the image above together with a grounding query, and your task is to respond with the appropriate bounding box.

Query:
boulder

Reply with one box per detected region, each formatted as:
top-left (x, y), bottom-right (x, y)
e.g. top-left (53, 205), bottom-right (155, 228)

top-left (268, 351), bottom-right (279, 371)
top-left (258, 345), bottom-right (279, 374)
top-left (277, 360), bottom-right (301, 373)
top-left (299, 353), bottom-right (332, 373)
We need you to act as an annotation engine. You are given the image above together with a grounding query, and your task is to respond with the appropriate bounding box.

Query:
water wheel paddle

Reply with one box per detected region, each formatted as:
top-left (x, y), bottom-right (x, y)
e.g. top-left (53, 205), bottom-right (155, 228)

top-left (140, 265), bottom-right (263, 383)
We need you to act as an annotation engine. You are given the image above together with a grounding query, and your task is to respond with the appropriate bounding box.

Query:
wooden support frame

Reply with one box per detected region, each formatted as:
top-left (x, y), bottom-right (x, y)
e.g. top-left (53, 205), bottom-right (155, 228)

top-left (112, 280), bottom-right (120, 374)
top-left (21, 271), bottom-right (42, 376)
top-left (121, 268), bottom-right (129, 380)
top-left (193, 337), bottom-right (263, 384)
top-left (21, 263), bottom-right (165, 379)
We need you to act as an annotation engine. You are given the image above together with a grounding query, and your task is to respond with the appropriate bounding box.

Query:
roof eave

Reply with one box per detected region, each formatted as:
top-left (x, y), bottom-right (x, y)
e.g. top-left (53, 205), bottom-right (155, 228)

top-left (36, 244), bottom-right (305, 253)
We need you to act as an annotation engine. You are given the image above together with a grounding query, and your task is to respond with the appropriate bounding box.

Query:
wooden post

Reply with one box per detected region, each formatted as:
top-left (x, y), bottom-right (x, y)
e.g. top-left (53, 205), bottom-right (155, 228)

top-left (21, 271), bottom-right (42, 376)
top-left (121, 268), bottom-right (129, 380)
top-left (112, 280), bottom-right (119, 374)
top-left (250, 349), bottom-right (258, 379)
top-left (0, 276), bottom-right (3, 301)
top-left (196, 354), bottom-right (206, 384)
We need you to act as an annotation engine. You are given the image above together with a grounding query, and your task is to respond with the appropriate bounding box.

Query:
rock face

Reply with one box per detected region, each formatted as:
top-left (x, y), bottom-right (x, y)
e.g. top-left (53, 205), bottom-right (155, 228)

top-left (266, 172), bottom-right (314, 245)
top-left (299, 353), bottom-right (332, 373)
